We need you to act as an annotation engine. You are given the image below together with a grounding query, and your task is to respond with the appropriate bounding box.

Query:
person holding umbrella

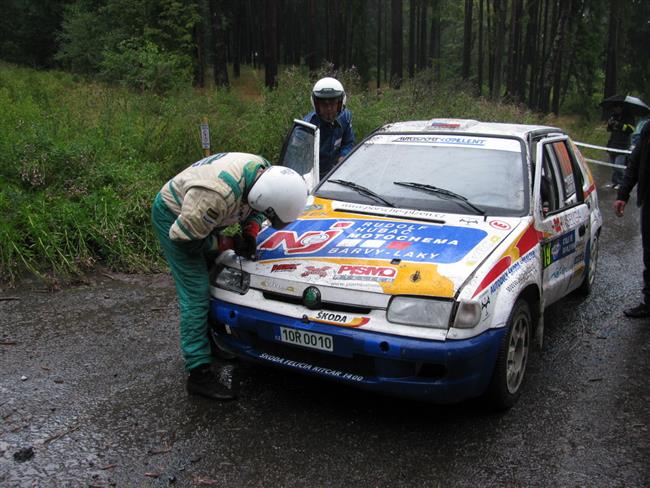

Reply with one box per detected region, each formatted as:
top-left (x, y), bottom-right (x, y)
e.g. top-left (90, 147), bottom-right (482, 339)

top-left (601, 95), bottom-right (650, 189)
top-left (605, 103), bottom-right (635, 189)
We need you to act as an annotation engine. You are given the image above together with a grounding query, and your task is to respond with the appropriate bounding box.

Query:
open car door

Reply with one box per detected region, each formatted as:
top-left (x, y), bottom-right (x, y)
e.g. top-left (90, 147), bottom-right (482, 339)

top-left (533, 135), bottom-right (591, 306)
top-left (278, 119), bottom-right (320, 192)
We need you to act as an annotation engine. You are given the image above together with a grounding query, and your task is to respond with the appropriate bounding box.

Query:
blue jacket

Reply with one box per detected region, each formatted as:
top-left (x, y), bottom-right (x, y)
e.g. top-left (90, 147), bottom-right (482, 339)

top-left (303, 108), bottom-right (355, 178)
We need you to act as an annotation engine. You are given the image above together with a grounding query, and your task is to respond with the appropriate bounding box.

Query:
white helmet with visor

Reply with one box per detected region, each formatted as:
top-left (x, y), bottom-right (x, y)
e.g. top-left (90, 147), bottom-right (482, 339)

top-left (311, 77), bottom-right (346, 115)
top-left (247, 166), bottom-right (308, 229)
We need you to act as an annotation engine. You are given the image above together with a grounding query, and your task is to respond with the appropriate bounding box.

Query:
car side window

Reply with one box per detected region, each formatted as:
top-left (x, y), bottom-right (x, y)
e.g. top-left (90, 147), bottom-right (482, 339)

top-left (551, 141), bottom-right (578, 205)
top-left (541, 146), bottom-right (560, 214)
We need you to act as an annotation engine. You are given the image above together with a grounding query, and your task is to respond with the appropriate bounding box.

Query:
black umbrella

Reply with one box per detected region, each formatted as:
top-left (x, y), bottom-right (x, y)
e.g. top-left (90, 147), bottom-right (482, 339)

top-left (600, 94), bottom-right (650, 117)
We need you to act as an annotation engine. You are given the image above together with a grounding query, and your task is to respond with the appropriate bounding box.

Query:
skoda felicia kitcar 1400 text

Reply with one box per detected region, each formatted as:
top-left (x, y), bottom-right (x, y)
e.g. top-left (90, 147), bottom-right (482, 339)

top-left (209, 118), bottom-right (602, 409)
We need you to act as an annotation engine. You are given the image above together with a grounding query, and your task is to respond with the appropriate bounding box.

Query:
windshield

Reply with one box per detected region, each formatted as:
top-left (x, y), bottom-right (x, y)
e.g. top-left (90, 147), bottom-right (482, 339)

top-left (315, 134), bottom-right (528, 216)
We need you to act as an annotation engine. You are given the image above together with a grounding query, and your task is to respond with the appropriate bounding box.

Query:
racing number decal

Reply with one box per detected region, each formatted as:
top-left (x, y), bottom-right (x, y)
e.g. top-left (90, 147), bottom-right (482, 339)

top-left (543, 244), bottom-right (553, 268)
top-left (542, 230), bottom-right (576, 269)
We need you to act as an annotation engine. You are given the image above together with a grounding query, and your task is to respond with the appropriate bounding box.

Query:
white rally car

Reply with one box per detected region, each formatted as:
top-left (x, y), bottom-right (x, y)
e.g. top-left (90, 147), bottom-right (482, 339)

top-left (209, 118), bottom-right (602, 409)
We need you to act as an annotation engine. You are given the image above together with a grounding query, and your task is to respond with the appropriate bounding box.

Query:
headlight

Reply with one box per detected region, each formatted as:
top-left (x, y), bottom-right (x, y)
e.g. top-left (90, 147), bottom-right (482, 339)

top-left (386, 296), bottom-right (454, 328)
top-left (214, 266), bottom-right (250, 294)
top-left (453, 300), bottom-right (481, 328)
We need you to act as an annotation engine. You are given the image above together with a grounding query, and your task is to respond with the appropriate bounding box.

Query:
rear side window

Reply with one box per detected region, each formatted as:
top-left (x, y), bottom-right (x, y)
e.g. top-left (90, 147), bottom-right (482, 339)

top-left (551, 141), bottom-right (577, 202)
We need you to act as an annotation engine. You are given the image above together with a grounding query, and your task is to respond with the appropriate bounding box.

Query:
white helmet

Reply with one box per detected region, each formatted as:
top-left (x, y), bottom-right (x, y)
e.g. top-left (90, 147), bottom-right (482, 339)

top-left (311, 77), bottom-right (346, 114)
top-left (247, 166), bottom-right (308, 228)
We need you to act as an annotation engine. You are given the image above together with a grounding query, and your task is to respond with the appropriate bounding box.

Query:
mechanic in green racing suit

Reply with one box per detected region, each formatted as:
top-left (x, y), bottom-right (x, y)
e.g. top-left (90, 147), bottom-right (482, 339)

top-left (152, 153), bottom-right (308, 400)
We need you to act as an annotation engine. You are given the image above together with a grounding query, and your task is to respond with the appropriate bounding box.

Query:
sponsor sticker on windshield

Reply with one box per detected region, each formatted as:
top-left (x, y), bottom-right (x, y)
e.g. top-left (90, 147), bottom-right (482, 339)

top-left (393, 135), bottom-right (487, 146)
top-left (257, 219), bottom-right (487, 264)
top-left (368, 134), bottom-right (521, 152)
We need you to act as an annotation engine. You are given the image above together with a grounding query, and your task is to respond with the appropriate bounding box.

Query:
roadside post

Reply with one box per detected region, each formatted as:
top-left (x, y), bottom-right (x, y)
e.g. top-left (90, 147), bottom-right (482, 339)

top-left (200, 117), bottom-right (211, 157)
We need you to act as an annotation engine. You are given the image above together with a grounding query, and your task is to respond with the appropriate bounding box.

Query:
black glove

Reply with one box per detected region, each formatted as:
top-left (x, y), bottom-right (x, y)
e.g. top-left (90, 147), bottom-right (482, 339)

top-left (233, 233), bottom-right (257, 259)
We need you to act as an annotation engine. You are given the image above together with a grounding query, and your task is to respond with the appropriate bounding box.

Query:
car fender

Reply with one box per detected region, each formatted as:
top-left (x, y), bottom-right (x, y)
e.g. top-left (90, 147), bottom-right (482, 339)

top-left (449, 221), bottom-right (542, 340)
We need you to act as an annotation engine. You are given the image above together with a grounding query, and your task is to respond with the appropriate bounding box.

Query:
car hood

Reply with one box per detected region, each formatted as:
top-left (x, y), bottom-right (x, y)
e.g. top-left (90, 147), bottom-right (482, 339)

top-left (247, 198), bottom-right (525, 298)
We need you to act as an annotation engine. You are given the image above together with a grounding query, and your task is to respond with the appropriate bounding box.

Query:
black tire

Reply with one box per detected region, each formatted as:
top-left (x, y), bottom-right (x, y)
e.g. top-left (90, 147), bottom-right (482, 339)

top-left (484, 299), bottom-right (531, 410)
top-left (577, 233), bottom-right (599, 296)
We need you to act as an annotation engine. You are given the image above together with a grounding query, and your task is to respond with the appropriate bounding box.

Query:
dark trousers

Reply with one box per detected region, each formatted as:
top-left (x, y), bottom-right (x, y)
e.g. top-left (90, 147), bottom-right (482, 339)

top-left (611, 153), bottom-right (627, 185)
top-left (642, 201), bottom-right (650, 305)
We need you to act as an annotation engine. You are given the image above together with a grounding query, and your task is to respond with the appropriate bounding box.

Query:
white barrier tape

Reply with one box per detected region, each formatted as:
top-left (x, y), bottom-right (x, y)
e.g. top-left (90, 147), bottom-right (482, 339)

top-left (574, 141), bottom-right (631, 155)
top-left (584, 157), bottom-right (626, 169)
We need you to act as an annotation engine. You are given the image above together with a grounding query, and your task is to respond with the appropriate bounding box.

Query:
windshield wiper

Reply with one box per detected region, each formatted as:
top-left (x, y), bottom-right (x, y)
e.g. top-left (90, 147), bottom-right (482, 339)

top-left (393, 181), bottom-right (486, 216)
top-left (328, 179), bottom-right (395, 207)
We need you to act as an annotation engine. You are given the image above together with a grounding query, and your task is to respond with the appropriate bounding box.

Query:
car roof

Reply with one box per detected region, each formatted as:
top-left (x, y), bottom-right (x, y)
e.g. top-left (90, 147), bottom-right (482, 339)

top-left (376, 119), bottom-right (563, 140)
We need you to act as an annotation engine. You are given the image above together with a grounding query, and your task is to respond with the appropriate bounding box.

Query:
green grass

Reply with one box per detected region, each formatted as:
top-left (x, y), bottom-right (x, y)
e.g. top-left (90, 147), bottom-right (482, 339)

top-left (0, 62), bottom-right (605, 284)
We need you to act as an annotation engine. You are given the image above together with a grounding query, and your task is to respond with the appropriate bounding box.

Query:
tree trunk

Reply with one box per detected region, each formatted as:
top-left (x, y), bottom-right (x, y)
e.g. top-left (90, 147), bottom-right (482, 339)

top-left (505, 0), bottom-right (515, 97)
top-left (344, 1), bottom-right (352, 68)
top-left (560, 1), bottom-right (583, 108)
top-left (245, 0), bottom-right (255, 66)
top-left (210, 0), bottom-right (229, 87)
top-left (390, 0), bottom-right (403, 88)
top-left (536, 0), bottom-right (554, 110)
top-left (430, 0), bottom-right (441, 79)
top-left (377, 0), bottom-right (382, 89)
top-left (384, 0), bottom-right (389, 82)
top-left (325, 2), bottom-right (331, 63)
top-left (487, 0), bottom-right (493, 95)
top-left (232, 0), bottom-right (241, 78)
top-left (351, 0), bottom-right (370, 83)
top-left (264, 0), bottom-right (278, 89)
top-left (603, 0), bottom-right (619, 112)
top-left (490, 0), bottom-right (505, 99)
top-left (505, 0), bottom-right (523, 100)
top-left (513, 0), bottom-right (525, 100)
top-left (538, 0), bottom-right (559, 112)
top-left (408, 0), bottom-right (416, 77)
top-left (193, 7), bottom-right (207, 87)
top-left (462, 0), bottom-right (473, 80)
top-left (551, 0), bottom-right (572, 114)
top-left (419, 0), bottom-right (427, 70)
top-left (332, 0), bottom-right (342, 69)
top-left (307, 0), bottom-right (318, 72)
top-left (523, 0), bottom-right (540, 107)
top-left (478, 0), bottom-right (484, 95)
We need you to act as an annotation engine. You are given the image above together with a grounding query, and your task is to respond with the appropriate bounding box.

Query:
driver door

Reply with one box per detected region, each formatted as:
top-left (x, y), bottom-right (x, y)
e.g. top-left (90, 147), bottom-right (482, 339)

top-left (278, 119), bottom-right (320, 192)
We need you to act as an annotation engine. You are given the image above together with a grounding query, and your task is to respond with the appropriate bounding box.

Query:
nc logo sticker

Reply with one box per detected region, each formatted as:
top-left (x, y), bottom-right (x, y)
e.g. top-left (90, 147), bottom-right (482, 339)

top-left (259, 221), bottom-right (354, 254)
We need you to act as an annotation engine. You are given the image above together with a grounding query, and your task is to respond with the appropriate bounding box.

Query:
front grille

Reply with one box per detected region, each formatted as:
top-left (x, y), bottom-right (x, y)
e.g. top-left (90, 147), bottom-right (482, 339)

top-left (261, 291), bottom-right (372, 314)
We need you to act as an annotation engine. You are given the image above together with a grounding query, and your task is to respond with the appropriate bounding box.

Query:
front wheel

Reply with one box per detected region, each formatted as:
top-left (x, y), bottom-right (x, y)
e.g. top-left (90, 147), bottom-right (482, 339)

top-left (484, 299), bottom-right (531, 410)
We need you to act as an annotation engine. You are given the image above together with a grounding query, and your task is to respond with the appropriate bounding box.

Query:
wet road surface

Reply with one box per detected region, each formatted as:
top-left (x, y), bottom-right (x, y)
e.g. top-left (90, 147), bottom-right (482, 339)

top-left (1, 164), bottom-right (649, 487)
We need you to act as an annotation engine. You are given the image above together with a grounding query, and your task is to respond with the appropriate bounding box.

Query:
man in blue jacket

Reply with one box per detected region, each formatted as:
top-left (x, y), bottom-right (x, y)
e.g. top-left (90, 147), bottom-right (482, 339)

top-left (303, 77), bottom-right (355, 179)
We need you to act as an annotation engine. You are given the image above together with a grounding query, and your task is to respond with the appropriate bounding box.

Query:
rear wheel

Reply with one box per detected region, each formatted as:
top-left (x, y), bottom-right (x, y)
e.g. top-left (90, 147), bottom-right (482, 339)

top-left (577, 233), bottom-right (599, 296)
top-left (485, 299), bottom-right (531, 410)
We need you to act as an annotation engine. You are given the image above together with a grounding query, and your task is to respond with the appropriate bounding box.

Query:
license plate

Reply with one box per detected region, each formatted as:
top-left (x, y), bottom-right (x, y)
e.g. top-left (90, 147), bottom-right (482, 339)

top-left (278, 327), bottom-right (334, 352)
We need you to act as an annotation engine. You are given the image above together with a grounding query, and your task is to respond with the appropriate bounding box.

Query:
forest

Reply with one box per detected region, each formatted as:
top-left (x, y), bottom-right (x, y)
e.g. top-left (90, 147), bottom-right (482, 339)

top-left (1, 0), bottom-right (649, 283)
top-left (2, 0), bottom-right (649, 116)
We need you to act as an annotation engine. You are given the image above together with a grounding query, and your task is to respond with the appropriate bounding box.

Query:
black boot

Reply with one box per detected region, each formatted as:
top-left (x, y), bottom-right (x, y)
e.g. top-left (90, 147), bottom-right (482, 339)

top-left (187, 364), bottom-right (237, 400)
top-left (623, 303), bottom-right (650, 318)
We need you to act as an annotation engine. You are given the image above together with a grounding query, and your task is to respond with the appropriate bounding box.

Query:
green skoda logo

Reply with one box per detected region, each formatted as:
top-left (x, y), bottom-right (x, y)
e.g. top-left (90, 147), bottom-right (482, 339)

top-left (303, 286), bottom-right (321, 310)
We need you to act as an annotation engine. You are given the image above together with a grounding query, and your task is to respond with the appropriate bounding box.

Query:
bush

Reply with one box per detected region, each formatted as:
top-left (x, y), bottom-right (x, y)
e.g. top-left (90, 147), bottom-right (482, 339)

top-left (3, 62), bottom-right (602, 285)
top-left (100, 39), bottom-right (192, 94)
